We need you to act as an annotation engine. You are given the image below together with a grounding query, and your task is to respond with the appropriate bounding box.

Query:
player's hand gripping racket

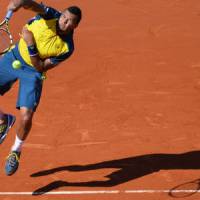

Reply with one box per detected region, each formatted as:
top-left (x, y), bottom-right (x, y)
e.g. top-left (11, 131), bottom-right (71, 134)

top-left (0, 10), bottom-right (13, 55)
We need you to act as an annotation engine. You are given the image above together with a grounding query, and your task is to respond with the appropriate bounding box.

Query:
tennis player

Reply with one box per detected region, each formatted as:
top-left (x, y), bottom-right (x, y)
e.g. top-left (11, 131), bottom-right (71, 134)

top-left (0, 0), bottom-right (82, 176)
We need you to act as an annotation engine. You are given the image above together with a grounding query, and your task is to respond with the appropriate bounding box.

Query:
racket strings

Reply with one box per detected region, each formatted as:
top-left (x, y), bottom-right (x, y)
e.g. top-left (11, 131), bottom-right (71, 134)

top-left (0, 27), bottom-right (12, 54)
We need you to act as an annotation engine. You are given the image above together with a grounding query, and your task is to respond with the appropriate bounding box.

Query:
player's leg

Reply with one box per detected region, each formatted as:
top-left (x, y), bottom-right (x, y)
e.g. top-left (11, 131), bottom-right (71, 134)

top-left (5, 67), bottom-right (43, 176)
top-left (0, 111), bottom-right (7, 133)
top-left (0, 110), bottom-right (16, 145)
top-left (5, 107), bottom-right (34, 176)
top-left (15, 107), bottom-right (34, 141)
top-left (0, 51), bottom-right (18, 143)
top-left (0, 111), bottom-right (16, 144)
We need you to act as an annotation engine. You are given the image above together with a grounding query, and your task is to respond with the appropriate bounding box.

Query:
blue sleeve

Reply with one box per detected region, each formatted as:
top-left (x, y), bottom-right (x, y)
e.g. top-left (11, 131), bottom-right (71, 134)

top-left (27, 4), bottom-right (61, 24)
top-left (39, 4), bottom-right (61, 19)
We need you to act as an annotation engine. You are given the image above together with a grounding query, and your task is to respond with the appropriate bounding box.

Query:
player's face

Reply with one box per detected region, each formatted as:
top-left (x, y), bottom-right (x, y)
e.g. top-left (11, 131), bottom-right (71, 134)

top-left (58, 10), bottom-right (78, 34)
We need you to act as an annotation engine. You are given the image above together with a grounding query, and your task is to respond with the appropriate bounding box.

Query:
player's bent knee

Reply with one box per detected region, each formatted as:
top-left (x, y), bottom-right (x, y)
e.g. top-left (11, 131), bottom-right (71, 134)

top-left (19, 108), bottom-right (34, 123)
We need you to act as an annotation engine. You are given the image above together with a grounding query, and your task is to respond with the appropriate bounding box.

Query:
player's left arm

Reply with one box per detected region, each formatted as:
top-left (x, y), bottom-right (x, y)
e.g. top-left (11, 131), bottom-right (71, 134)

top-left (28, 52), bottom-right (73, 72)
top-left (27, 55), bottom-right (55, 72)
top-left (30, 56), bottom-right (57, 72)
top-left (28, 54), bottom-right (71, 72)
top-left (21, 26), bottom-right (44, 72)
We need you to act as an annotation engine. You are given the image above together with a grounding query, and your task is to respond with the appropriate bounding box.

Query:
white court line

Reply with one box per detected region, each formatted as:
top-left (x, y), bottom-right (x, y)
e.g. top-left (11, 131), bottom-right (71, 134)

top-left (0, 190), bottom-right (199, 195)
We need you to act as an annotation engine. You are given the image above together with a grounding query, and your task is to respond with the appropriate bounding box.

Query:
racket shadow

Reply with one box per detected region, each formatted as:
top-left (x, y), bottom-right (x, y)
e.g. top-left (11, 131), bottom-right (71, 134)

top-left (31, 150), bottom-right (200, 195)
top-left (169, 179), bottom-right (200, 198)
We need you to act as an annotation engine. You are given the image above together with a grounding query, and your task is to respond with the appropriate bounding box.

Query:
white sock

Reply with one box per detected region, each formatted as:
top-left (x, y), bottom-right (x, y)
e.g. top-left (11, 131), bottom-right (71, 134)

top-left (11, 135), bottom-right (24, 152)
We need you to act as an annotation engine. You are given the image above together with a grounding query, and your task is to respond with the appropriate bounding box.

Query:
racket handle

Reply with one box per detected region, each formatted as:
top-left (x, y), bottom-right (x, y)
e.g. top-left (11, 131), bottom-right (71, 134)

top-left (5, 10), bottom-right (13, 21)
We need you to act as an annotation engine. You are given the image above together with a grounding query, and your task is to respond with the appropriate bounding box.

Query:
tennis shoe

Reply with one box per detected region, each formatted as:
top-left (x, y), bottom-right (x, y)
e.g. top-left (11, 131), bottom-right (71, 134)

top-left (0, 114), bottom-right (16, 144)
top-left (5, 151), bottom-right (21, 176)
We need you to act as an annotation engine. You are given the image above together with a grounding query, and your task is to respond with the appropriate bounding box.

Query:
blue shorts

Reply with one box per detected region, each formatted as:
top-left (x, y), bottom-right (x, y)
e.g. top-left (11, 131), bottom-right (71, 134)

top-left (0, 44), bottom-right (43, 111)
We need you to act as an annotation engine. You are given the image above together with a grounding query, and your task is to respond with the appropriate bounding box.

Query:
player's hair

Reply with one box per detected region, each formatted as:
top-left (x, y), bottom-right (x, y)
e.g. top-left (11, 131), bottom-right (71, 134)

top-left (66, 6), bottom-right (82, 24)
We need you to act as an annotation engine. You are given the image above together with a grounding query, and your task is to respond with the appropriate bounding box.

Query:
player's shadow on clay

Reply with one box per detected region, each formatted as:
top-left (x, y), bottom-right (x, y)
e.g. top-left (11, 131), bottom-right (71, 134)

top-left (31, 150), bottom-right (200, 195)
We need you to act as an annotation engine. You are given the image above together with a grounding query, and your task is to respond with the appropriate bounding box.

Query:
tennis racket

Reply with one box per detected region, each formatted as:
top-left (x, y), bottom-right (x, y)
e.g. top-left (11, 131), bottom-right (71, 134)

top-left (0, 10), bottom-right (13, 55)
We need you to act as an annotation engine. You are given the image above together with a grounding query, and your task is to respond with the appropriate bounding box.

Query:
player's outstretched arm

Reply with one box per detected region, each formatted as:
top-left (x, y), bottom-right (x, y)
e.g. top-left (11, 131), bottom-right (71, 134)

top-left (7, 0), bottom-right (45, 14)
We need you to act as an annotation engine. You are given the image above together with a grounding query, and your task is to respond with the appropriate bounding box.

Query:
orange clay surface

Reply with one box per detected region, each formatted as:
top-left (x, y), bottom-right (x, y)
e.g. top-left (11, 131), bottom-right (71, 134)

top-left (1, 0), bottom-right (200, 199)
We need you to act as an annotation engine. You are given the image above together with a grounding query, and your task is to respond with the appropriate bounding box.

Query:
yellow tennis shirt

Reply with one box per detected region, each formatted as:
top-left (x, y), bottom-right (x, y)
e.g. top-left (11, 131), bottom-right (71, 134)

top-left (18, 6), bottom-right (74, 66)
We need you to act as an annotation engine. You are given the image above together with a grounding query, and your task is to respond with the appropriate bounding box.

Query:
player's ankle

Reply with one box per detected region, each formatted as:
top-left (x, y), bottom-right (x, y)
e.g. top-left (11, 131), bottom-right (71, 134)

top-left (11, 135), bottom-right (24, 152)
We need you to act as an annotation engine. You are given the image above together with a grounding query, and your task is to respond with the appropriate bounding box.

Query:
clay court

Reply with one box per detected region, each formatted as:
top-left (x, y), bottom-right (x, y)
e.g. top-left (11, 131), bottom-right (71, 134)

top-left (1, 0), bottom-right (200, 199)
